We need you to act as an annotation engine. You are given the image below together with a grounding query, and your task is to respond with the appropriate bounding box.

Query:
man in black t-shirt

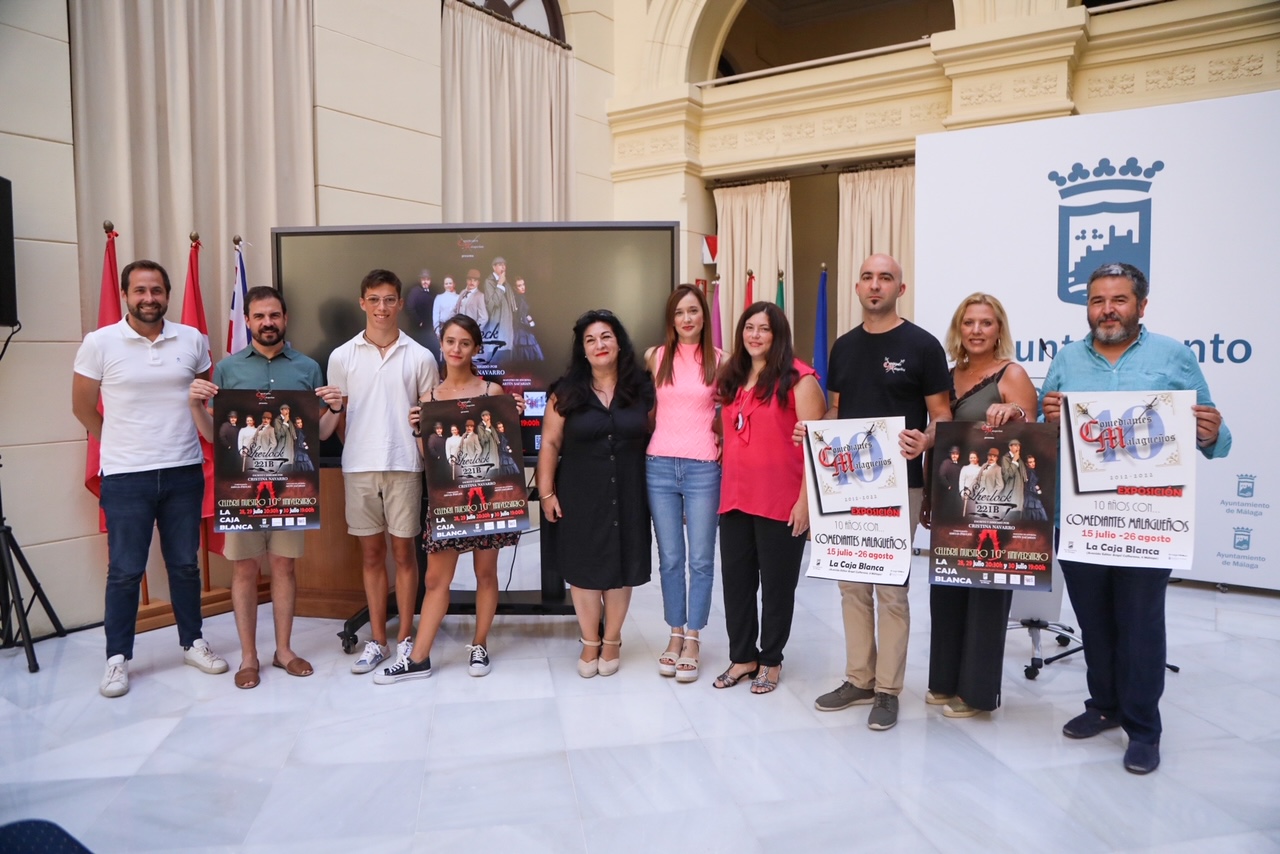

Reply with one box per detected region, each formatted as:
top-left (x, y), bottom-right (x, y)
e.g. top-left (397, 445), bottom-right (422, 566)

top-left (811, 254), bottom-right (952, 731)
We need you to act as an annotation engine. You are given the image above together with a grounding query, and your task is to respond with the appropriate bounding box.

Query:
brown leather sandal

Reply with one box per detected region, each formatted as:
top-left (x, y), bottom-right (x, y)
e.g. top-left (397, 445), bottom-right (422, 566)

top-left (234, 665), bottom-right (260, 689)
top-left (273, 654), bottom-right (314, 677)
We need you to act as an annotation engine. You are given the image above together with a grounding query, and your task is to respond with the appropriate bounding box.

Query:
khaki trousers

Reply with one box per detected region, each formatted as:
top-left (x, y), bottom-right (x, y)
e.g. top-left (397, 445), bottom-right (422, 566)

top-left (838, 487), bottom-right (922, 696)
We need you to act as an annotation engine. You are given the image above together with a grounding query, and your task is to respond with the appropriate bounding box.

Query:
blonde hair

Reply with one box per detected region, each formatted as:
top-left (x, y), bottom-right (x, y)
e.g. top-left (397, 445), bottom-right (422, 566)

top-left (945, 292), bottom-right (1014, 364)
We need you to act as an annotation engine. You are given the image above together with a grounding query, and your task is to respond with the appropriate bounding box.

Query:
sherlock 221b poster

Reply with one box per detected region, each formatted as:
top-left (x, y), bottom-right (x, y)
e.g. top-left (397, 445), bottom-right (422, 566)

top-left (213, 389), bottom-right (321, 533)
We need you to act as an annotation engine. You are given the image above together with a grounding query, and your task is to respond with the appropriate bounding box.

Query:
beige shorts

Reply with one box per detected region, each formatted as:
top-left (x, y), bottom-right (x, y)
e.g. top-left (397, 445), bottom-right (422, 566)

top-left (222, 528), bottom-right (307, 562)
top-left (344, 470), bottom-right (423, 539)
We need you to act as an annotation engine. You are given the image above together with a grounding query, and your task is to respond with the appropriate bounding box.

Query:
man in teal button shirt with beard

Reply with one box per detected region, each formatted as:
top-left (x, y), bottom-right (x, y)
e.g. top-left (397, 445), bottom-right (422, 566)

top-left (1040, 262), bottom-right (1230, 775)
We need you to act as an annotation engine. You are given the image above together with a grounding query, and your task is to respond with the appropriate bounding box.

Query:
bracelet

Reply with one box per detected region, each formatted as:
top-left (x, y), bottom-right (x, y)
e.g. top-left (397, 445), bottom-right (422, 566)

top-left (1009, 404), bottom-right (1026, 421)
top-left (328, 404), bottom-right (344, 414)
top-left (412, 427), bottom-right (421, 437)
top-left (540, 490), bottom-right (556, 500)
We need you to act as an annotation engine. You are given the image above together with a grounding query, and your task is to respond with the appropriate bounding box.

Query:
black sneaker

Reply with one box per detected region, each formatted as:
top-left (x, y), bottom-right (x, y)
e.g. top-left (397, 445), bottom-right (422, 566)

top-left (814, 681), bottom-right (876, 711)
top-left (1062, 708), bottom-right (1121, 739)
top-left (1123, 740), bottom-right (1160, 774)
top-left (867, 693), bottom-right (899, 731)
top-left (373, 655), bottom-right (432, 684)
top-left (467, 644), bottom-right (492, 677)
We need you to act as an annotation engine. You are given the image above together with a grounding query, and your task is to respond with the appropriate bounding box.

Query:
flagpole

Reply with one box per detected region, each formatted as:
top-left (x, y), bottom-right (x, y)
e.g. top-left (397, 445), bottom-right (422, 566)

top-left (87, 222), bottom-right (120, 525)
top-left (814, 263), bottom-right (829, 394)
top-left (181, 231), bottom-right (220, 574)
top-left (710, 277), bottom-right (722, 350)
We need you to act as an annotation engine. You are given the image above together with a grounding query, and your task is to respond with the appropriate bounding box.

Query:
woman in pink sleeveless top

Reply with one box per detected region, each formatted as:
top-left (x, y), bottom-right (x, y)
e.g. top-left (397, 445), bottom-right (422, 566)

top-left (645, 285), bottom-right (723, 682)
top-left (714, 302), bottom-right (826, 694)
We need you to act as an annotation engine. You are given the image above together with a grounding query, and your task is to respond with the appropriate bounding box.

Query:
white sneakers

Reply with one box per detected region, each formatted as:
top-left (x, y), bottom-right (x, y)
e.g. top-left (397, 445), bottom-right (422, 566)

top-left (351, 640), bottom-right (391, 674)
top-left (101, 638), bottom-right (227, 699)
top-left (100, 655), bottom-right (129, 698)
top-left (183, 638), bottom-right (229, 674)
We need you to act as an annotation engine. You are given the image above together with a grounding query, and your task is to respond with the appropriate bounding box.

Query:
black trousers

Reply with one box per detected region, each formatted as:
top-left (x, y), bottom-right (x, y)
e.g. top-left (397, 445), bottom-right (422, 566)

top-left (719, 510), bottom-right (806, 667)
top-left (927, 585), bottom-right (1013, 710)
top-left (1060, 557), bottom-right (1171, 744)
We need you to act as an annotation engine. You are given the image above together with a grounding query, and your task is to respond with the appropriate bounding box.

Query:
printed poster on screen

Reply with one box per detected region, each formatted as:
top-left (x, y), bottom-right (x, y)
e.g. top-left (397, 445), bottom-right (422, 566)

top-left (213, 389), bottom-right (321, 532)
top-left (1059, 390), bottom-right (1197, 570)
top-left (803, 417), bottom-right (912, 585)
top-left (929, 422), bottom-right (1057, 591)
top-left (421, 394), bottom-right (530, 541)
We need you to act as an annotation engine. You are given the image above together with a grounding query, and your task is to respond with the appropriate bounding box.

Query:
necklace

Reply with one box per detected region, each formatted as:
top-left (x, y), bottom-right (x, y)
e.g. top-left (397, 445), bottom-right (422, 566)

top-left (363, 331), bottom-right (397, 353)
top-left (437, 374), bottom-right (487, 401)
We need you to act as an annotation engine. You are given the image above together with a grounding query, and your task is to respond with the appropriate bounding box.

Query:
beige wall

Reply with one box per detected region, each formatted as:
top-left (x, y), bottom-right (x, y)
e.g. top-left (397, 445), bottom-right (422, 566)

top-left (0, 2), bottom-right (105, 633)
top-left (313, 0), bottom-right (443, 226)
top-left (564, 0), bottom-right (615, 220)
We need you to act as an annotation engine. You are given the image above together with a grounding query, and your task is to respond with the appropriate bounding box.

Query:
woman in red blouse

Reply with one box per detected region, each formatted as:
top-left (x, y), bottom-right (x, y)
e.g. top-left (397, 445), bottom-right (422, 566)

top-left (713, 302), bottom-right (826, 694)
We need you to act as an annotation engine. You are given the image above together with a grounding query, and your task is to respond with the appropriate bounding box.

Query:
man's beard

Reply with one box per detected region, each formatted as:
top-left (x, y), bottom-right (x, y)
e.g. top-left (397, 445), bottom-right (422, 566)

top-left (1091, 313), bottom-right (1139, 345)
top-left (252, 326), bottom-right (283, 346)
top-left (128, 301), bottom-right (167, 323)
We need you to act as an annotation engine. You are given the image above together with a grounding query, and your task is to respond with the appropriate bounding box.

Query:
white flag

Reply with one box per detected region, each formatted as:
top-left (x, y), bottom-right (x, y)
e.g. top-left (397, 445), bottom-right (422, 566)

top-left (226, 245), bottom-right (249, 355)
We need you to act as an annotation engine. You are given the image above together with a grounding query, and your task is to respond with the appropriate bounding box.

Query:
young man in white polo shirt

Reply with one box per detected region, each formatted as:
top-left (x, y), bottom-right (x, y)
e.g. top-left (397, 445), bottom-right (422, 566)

top-left (328, 269), bottom-right (439, 674)
top-left (71, 259), bottom-right (229, 697)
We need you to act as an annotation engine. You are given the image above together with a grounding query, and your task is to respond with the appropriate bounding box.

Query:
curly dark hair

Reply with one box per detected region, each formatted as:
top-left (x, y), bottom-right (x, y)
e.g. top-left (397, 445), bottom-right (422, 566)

top-left (716, 302), bottom-right (798, 406)
top-left (552, 309), bottom-right (648, 415)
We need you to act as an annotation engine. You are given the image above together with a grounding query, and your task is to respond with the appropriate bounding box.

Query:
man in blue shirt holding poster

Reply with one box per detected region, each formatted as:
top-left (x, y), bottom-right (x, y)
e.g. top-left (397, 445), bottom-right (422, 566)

top-left (1040, 262), bottom-right (1230, 775)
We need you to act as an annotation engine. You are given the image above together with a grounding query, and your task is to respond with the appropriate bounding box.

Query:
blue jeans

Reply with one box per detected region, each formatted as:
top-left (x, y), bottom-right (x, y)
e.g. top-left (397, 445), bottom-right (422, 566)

top-left (100, 464), bottom-right (205, 659)
top-left (646, 456), bottom-right (720, 631)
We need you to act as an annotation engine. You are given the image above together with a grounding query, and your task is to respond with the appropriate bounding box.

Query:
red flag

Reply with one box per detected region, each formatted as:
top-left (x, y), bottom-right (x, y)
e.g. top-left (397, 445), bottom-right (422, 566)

top-left (181, 239), bottom-right (210, 348)
top-left (181, 238), bottom-right (223, 556)
top-left (744, 271), bottom-right (755, 310)
top-left (85, 230), bottom-right (121, 532)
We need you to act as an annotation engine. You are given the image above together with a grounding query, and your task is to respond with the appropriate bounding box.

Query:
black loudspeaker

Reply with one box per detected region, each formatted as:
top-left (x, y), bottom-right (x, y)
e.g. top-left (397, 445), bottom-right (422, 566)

top-left (0, 177), bottom-right (16, 327)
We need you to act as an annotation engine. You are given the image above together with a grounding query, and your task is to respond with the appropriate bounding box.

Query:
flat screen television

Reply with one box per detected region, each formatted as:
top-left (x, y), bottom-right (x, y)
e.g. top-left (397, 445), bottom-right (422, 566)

top-left (272, 222), bottom-right (679, 465)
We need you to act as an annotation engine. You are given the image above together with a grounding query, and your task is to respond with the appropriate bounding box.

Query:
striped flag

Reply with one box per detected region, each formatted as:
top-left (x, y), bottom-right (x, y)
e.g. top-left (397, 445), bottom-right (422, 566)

top-left (710, 278), bottom-right (722, 349)
top-left (814, 266), bottom-right (829, 393)
top-left (85, 228), bottom-right (121, 532)
top-left (776, 270), bottom-right (785, 310)
top-left (226, 242), bottom-right (249, 355)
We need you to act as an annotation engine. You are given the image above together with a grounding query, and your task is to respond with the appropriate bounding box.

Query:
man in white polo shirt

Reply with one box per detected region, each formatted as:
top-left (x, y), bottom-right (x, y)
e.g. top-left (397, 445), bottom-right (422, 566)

top-left (328, 269), bottom-right (439, 674)
top-left (71, 259), bottom-right (229, 698)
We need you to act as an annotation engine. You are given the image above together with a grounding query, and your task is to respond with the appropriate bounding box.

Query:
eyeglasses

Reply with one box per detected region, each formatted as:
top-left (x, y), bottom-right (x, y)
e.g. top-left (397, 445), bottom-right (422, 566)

top-left (363, 296), bottom-right (400, 307)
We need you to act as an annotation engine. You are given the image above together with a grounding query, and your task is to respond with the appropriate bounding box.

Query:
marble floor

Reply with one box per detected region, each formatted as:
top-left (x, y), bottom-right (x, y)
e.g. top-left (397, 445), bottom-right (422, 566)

top-left (2, 538), bottom-right (1279, 854)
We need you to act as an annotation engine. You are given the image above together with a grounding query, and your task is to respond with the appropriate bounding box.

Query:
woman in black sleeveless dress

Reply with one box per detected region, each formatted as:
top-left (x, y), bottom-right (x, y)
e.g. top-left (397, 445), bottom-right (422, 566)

top-left (928, 294), bottom-right (1038, 717)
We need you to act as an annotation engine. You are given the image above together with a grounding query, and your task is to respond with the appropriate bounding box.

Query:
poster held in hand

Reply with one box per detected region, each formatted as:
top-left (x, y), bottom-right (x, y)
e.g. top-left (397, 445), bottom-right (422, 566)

top-left (929, 421), bottom-right (1057, 591)
top-left (213, 389), bottom-right (321, 532)
top-left (1058, 389), bottom-right (1198, 570)
top-left (803, 417), bottom-right (912, 585)
top-left (421, 393), bottom-right (529, 541)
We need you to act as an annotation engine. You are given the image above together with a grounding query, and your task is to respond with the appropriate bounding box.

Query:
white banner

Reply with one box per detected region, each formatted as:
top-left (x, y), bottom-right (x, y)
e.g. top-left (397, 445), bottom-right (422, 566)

top-left (803, 417), bottom-right (912, 585)
top-left (916, 91), bottom-right (1276, 589)
top-left (1059, 390), bottom-right (1197, 571)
